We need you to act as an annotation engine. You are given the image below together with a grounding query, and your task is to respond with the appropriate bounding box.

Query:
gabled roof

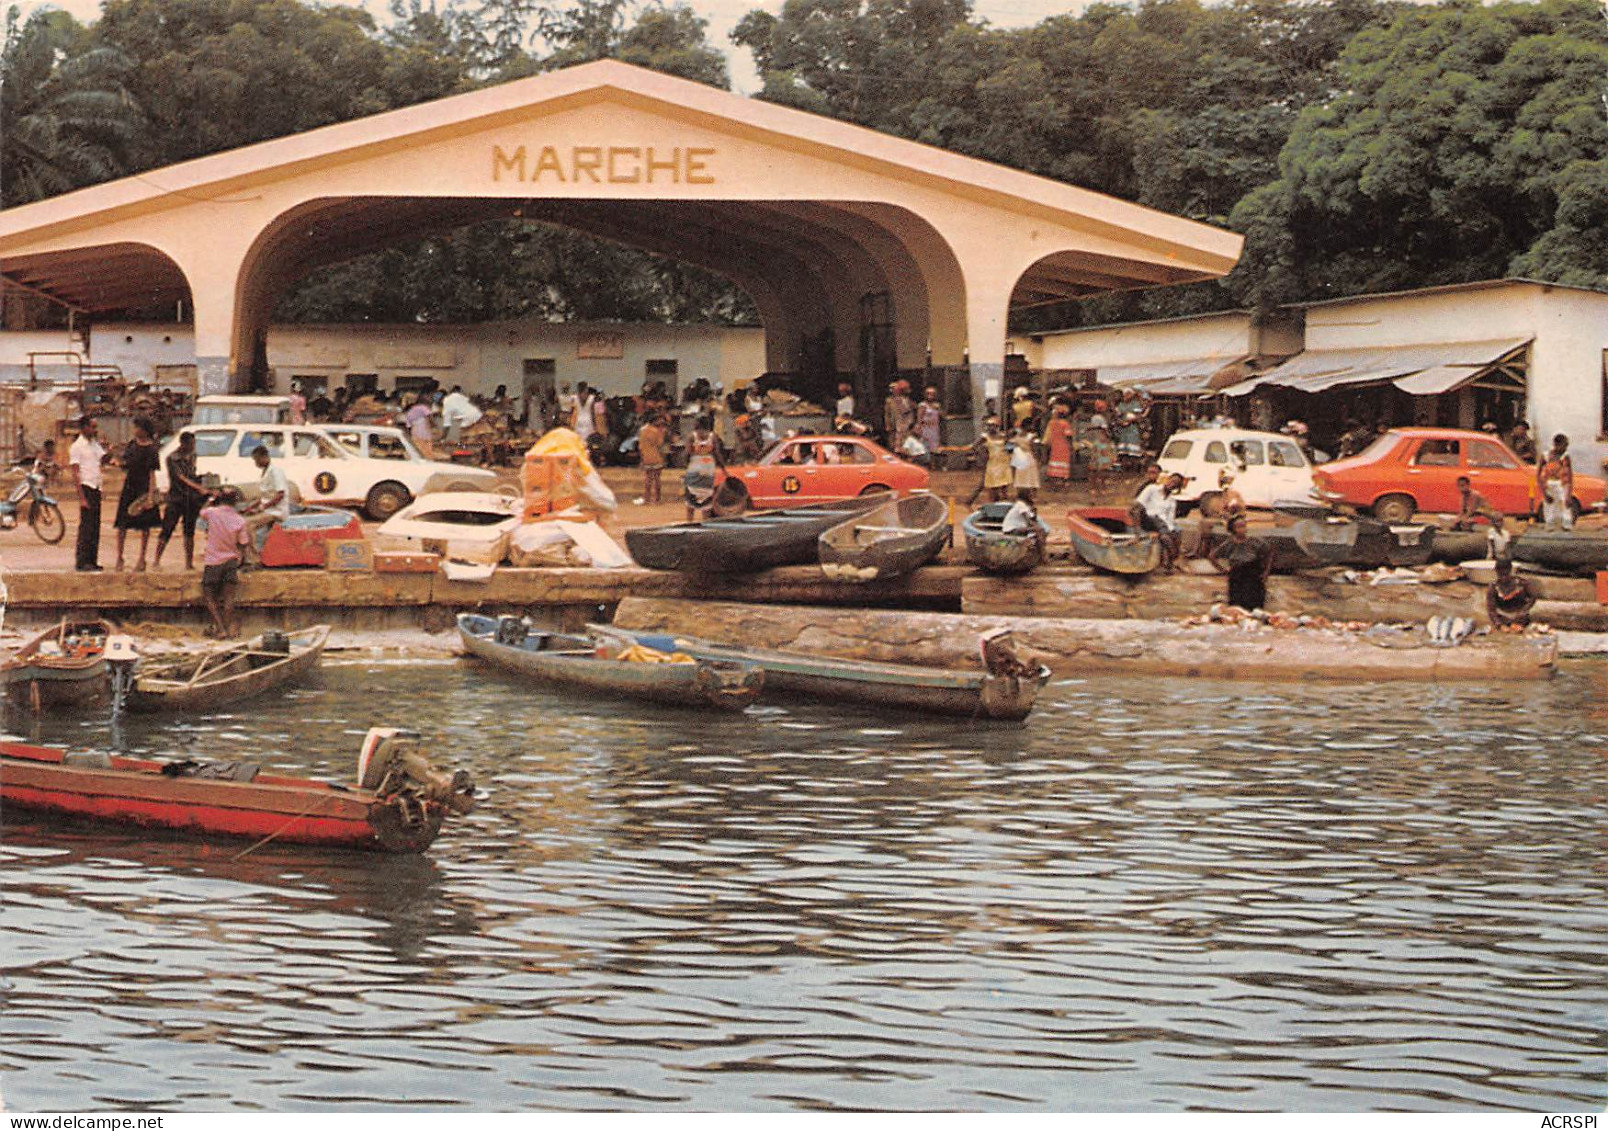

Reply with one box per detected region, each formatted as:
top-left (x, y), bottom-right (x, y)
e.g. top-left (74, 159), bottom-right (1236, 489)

top-left (0, 60), bottom-right (1239, 270)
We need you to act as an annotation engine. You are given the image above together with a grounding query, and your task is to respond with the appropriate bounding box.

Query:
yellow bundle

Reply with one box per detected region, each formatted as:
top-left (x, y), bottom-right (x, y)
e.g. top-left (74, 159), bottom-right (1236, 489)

top-left (614, 643), bottom-right (695, 664)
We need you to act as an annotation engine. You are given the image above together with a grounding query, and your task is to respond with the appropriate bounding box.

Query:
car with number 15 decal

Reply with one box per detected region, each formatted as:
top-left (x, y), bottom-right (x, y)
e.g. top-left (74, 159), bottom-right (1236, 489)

top-left (157, 423), bottom-right (497, 520)
top-left (715, 434), bottom-right (929, 510)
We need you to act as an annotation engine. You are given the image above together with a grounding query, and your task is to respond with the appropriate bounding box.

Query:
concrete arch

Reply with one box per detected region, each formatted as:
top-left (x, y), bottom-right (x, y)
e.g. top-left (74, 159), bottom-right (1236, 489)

top-left (0, 241), bottom-right (191, 316)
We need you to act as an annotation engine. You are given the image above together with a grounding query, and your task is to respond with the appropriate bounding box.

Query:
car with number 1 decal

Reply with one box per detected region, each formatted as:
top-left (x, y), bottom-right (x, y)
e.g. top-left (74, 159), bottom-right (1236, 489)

top-left (157, 423), bottom-right (497, 520)
top-left (715, 434), bottom-right (929, 510)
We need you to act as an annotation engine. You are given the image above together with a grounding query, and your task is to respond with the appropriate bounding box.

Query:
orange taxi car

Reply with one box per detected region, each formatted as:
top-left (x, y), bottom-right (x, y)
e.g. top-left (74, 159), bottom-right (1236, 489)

top-left (717, 434), bottom-right (929, 509)
top-left (1312, 427), bottom-right (1606, 522)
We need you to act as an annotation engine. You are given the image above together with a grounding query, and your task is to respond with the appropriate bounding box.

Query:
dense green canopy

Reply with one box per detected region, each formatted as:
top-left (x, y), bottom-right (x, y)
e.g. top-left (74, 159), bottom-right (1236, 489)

top-left (1, 0), bottom-right (1603, 332)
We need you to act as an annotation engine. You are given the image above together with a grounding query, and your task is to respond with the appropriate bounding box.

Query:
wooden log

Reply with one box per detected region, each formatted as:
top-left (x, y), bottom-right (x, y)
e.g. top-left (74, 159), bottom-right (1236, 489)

top-left (612, 597), bottom-right (1557, 682)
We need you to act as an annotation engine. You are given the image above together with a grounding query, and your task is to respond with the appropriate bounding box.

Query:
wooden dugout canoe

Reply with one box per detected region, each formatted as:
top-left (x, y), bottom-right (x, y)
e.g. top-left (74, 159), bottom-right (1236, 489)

top-left (1067, 506), bottom-right (1162, 576)
top-left (1511, 528), bottom-right (1608, 574)
top-left (592, 623), bottom-right (1051, 721)
top-left (126, 625), bottom-right (330, 713)
top-left (0, 729), bottom-right (477, 854)
top-left (818, 493), bottom-right (951, 582)
top-left (963, 502), bottom-right (1048, 575)
top-left (625, 496), bottom-right (884, 573)
top-left (457, 613), bottom-right (762, 711)
top-left (1, 618), bottom-right (111, 713)
top-left (1293, 516), bottom-right (1435, 568)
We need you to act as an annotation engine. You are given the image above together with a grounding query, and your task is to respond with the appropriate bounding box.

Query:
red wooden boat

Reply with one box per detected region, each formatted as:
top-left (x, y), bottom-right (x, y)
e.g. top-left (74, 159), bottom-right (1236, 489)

top-left (0, 728), bottom-right (476, 854)
top-left (1067, 505), bottom-right (1162, 575)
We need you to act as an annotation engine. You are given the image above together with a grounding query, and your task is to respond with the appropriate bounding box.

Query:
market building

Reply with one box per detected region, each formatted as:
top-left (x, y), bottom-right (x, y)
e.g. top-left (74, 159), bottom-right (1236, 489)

top-left (0, 58), bottom-right (1240, 437)
top-left (1025, 279), bottom-right (1608, 472)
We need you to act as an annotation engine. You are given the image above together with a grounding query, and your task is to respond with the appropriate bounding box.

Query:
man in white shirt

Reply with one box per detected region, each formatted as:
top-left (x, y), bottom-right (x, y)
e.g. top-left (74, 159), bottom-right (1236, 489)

top-left (241, 444), bottom-right (291, 560)
top-left (1133, 472), bottom-right (1184, 570)
top-left (835, 382), bottom-right (856, 421)
top-left (441, 386), bottom-right (483, 444)
top-left (69, 417), bottom-right (108, 572)
top-left (571, 383), bottom-right (597, 441)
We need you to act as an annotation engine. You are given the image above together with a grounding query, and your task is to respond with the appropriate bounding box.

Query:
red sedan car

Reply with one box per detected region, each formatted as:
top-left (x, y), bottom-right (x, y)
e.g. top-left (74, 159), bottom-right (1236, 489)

top-left (1312, 427), bottom-right (1606, 522)
top-left (717, 434), bottom-right (929, 509)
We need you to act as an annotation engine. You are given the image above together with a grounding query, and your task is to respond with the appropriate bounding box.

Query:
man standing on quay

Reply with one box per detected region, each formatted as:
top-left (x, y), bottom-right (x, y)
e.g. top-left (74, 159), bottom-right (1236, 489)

top-left (70, 417), bottom-right (108, 572)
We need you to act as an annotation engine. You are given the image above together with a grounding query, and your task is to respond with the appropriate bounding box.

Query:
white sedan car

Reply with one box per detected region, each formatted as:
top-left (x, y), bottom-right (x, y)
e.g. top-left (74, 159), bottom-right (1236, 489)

top-left (1157, 427), bottom-right (1317, 511)
top-left (158, 423), bottom-right (497, 520)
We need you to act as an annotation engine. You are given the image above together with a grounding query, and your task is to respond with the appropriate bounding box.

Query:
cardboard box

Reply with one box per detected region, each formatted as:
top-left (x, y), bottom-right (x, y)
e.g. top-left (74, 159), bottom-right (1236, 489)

top-left (325, 538), bottom-right (374, 572)
top-left (374, 550), bottom-right (440, 574)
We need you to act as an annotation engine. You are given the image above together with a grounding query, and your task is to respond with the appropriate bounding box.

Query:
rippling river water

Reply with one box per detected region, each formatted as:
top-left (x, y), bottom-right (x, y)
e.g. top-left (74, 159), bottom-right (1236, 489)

top-left (3, 659), bottom-right (1605, 1112)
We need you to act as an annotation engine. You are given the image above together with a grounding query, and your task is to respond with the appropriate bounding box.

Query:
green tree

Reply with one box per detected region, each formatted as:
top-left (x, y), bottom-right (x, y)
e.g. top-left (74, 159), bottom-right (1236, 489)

top-left (1229, 0), bottom-right (1608, 308)
top-left (0, 7), bottom-right (139, 207)
top-left (91, 0), bottom-right (407, 169)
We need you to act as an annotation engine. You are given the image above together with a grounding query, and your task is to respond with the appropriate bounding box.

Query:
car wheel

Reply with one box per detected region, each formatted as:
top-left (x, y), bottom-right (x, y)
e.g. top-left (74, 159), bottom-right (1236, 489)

top-left (365, 481), bottom-right (411, 521)
top-left (1570, 497), bottom-right (1583, 521)
top-left (859, 483), bottom-right (893, 496)
top-left (443, 481), bottom-right (481, 492)
top-left (711, 479), bottom-right (749, 517)
top-left (1372, 493), bottom-right (1416, 524)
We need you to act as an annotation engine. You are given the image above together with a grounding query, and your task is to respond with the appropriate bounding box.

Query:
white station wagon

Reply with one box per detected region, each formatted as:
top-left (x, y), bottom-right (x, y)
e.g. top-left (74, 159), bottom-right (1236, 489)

top-left (157, 423), bottom-right (497, 520)
top-left (1157, 427), bottom-right (1318, 512)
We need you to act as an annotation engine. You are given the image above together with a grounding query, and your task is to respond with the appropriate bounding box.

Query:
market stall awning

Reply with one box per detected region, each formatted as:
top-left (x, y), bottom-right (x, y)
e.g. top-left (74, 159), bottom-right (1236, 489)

top-left (1219, 338), bottom-right (1530, 397)
top-left (1098, 355), bottom-right (1252, 396)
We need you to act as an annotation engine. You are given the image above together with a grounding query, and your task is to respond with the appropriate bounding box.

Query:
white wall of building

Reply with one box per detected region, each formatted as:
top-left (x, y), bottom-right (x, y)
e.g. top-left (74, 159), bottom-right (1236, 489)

top-left (1031, 310), bottom-right (1301, 371)
top-left (0, 319), bottom-right (767, 399)
top-left (269, 320), bottom-right (766, 399)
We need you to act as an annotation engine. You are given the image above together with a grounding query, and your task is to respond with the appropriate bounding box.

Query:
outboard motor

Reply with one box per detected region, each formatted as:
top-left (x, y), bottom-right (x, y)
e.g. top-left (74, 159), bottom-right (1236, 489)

top-left (357, 727), bottom-right (477, 826)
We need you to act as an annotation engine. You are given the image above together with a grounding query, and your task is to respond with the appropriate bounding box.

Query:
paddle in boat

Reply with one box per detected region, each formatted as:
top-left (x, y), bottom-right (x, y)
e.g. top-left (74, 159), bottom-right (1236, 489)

top-left (0, 728), bottom-right (477, 854)
top-left (963, 501), bottom-right (1048, 575)
top-left (1, 618), bottom-right (112, 714)
top-left (458, 613), bottom-right (763, 711)
top-left (125, 625), bottom-right (331, 713)
top-left (818, 493), bottom-right (951, 582)
top-left (592, 623), bottom-right (1052, 721)
top-left (1066, 505), bottom-right (1161, 575)
top-left (625, 496), bottom-right (884, 573)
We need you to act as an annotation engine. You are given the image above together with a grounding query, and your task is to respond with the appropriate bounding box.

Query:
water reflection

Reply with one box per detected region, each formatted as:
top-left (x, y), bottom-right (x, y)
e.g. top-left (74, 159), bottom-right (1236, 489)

top-left (3, 660), bottom-right (1604, 1111)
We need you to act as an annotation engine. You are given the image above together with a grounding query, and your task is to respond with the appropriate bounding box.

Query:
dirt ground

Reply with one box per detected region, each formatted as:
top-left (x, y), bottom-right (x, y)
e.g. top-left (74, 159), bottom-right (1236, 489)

top-left (1, 462), bottom-right (1152, 573)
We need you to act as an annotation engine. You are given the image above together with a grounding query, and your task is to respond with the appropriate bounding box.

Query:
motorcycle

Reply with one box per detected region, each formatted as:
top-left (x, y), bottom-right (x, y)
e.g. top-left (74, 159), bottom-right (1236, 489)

top-left (0, 470), bottom-right (66, 544)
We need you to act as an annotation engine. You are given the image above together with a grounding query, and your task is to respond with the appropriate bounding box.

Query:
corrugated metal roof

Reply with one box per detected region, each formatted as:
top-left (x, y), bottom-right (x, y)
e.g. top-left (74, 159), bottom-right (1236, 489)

top-left (1220, 338), bottom-right (1529, 397)
top-left (1098, 355), bottom-right (1251, 396)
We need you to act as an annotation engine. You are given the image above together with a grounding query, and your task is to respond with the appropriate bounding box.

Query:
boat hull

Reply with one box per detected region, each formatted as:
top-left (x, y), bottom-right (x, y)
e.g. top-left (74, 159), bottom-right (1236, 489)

top-left (963, 503), bottom-right (1047, 575)
top-left (1511, 529), bottom-right (1608, 574)
top-left (2, 618), bottom-right (113, 714)
top-left (0, 742), bottom-right (443, 853)
top-left (2, 663), bottom-right (109, 712)
top-left (1293, 518), bottom-right (1436, 568)
top-left (627, 497), bottom-right (883, 573)
top-left (1067, 507), bottom-right (1161, 575)
top-left (595, 625), bottom-right (1051, 721)
top-left (127, 626), bottom-right (330, 713)
top-left (818, 494), bottom-right (951, 582)
top-left (459, 615), bottom-right (762, 710)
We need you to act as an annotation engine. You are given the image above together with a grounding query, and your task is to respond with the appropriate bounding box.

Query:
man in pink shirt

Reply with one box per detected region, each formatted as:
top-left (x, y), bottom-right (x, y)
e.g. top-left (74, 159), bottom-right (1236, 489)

top-left (199, 488), bottom-right (249, 638)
